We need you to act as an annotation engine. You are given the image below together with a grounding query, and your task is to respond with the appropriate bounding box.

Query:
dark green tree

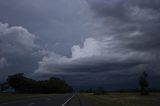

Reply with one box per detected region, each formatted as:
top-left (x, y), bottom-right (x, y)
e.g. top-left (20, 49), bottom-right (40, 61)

top-left (48, 77), bottom-right (73, 93)
top-left (7, 73), bottom-right (34, 93)
top-left (7, 73), bottom-right (73, 93)
top-left (139, 72), bottom-right (149, 95)
top-left (7, 73), bottom-right (26, 93)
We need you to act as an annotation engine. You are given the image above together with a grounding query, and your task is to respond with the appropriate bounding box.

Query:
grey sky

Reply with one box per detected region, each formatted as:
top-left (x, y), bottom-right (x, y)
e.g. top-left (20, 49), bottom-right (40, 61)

top-left (0, 0), bottom-right (160, 89)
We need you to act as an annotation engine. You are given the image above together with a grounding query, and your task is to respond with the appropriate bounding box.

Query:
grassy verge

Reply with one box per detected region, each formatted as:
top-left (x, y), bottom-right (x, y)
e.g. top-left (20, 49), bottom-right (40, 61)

top-left (0, 93), bottom-right (55, 103)
top-left (81, 93), bottom-right (160, 106)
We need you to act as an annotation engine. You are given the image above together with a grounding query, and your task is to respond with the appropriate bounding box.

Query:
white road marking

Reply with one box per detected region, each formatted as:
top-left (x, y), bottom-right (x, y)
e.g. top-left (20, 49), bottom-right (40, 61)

top-left (28, 103), bottom-right (36, 106)
top-left (61, 95), bottom-right (75, 106)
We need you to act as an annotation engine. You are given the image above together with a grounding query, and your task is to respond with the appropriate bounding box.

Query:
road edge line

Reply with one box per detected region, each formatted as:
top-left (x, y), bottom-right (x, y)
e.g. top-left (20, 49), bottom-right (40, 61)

top-left (61, 94), bottom-right (75, 106)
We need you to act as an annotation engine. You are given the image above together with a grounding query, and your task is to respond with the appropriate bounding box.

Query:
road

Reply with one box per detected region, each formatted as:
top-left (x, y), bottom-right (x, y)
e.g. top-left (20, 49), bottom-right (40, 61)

top-left (0, 94), bottom-right (90, 106)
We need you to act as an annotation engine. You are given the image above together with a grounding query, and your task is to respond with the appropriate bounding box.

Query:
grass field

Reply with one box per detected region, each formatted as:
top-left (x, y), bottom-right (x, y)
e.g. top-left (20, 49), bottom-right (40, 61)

top-left (0, 93), bottom-right (54, 103)
top-left (81, 93), bottom-right (160, 106)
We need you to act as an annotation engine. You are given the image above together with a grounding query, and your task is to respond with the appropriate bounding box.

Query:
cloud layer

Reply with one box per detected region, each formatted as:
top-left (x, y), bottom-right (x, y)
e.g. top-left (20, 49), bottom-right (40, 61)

top-left (0, 23), bottom-right (37, 55)
top-left (0, 0), bottom-right (160, 89)
top-left (0, 22), bottom-right (40, 80)
top-left (34, 0), bottom-right (160, 88)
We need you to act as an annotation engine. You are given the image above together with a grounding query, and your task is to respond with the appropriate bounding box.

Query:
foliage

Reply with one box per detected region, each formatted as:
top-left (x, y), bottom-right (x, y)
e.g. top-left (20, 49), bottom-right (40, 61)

top-left (7, 73), bottom-right (73, 93)
top-left (139, 72), bottom-right (149, 95)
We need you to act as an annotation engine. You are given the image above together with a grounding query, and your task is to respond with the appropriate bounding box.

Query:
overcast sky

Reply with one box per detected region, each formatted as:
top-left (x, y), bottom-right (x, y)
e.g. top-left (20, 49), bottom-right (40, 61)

top-left (0, 0), bottom-right (160, 89)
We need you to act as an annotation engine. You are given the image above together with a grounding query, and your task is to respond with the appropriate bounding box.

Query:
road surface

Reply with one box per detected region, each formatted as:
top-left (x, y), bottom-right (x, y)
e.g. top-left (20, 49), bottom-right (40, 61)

top-left (0, 94), bottom-right (90, 106)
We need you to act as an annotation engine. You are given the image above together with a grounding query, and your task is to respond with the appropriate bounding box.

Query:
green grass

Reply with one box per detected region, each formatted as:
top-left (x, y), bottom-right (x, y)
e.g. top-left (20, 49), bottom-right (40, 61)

top-left (81, 93), bottom-right (160, 106)
top-left (0, 93), bottom-right (55, 103)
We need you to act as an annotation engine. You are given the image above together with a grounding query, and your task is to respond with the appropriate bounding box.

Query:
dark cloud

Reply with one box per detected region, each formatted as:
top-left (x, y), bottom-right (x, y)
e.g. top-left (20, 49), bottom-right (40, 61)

top-left (0, 0), bottom-right (160, 89)
top-left (87, 0), bottom-right (160, 51)
top-left (0, 0), bottom-right (94, 56)
top-left (34, 0), bottom-right (160, 88)
top-left (0, 22), bottom-right (41, 79)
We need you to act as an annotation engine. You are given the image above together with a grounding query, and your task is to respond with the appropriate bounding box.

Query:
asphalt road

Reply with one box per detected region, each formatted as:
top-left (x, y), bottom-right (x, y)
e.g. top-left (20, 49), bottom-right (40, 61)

top-left (0, 94), bottom-right (90, 106)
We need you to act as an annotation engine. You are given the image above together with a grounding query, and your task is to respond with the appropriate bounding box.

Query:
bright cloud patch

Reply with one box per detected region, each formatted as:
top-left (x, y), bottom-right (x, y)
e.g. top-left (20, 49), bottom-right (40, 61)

top-left (35, 37), bottom-right (149, 76)
top-left (0, 57), bottom-right (8, 69)
top-left (0, 22), bottom-right (37, 55)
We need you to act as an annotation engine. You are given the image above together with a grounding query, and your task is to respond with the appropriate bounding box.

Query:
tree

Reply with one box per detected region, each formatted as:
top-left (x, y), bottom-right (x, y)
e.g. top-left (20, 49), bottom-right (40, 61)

top-left (48, 77), bottom-right (73, 93)
top-left (7, 73), bottom-right (34, 93)
top-left (7, 73), bottom-right (73, 93)
top-left (139, 72), bottom-right (149, 95)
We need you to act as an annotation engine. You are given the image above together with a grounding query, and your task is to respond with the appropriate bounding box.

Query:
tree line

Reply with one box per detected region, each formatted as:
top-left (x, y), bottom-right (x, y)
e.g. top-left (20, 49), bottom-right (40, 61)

top-left (6, 73), bottom-right (73, 93)
top-left (80, 72), bottom-right (150, 96)
top-left (0, 72), bottom-right (150, 95)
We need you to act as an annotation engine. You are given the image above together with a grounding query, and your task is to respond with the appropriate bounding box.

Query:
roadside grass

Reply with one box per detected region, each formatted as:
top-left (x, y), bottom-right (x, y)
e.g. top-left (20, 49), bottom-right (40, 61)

top-left (81, 93), bottom-right (160, 106)
top-left (0, 93), bottom-right (55, 103)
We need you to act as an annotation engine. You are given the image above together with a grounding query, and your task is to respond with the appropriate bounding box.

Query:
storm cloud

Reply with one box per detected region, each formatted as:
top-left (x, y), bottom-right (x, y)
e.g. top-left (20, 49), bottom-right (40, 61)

top-left (0, 0), bottom-right (160, 89)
